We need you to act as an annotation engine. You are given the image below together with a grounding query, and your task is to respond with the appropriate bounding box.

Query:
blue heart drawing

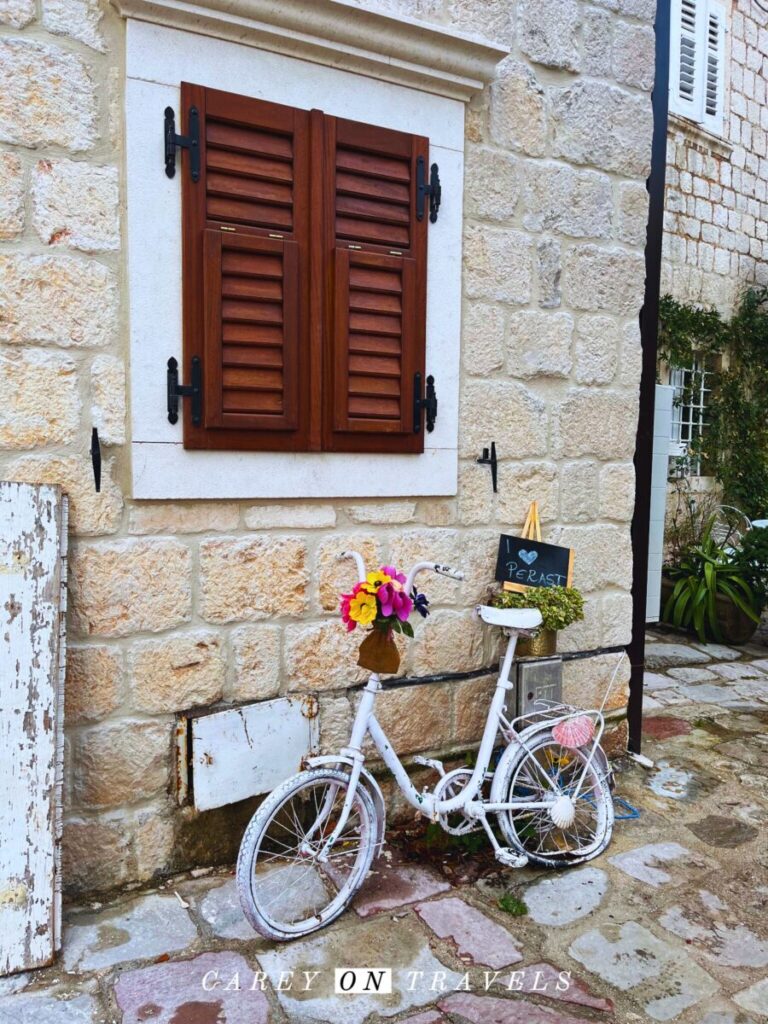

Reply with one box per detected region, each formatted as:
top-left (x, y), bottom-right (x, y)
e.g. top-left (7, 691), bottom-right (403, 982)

top-left (519, 549), bottom-right (538, 566)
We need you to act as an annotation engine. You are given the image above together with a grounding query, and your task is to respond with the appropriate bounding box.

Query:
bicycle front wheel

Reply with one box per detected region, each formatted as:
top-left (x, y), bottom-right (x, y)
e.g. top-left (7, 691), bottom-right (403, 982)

top-left (236, 768), bottom-right (378, 941)
top-left (496, 730), bottom-right (614, 868)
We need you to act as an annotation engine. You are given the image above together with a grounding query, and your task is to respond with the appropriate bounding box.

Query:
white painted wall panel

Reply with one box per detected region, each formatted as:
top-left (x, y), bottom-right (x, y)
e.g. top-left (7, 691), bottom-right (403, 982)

top-left (189, 698), bottom-right (319, 812)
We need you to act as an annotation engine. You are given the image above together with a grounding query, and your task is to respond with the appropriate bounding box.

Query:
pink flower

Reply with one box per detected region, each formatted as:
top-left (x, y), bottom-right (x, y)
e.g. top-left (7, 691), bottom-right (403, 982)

top-left (378, 582), bottom-right (413, 622)
top-left (339, 591), bottom-right (357, 631)
top-left (381, 565), bottom-right (406, 585)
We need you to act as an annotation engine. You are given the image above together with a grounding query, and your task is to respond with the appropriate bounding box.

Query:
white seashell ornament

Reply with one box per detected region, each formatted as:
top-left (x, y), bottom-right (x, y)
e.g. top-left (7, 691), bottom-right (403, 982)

top-left (552, 715), bottom-right (595, 748)
top-left (549, 794), bottom-right (576, 829)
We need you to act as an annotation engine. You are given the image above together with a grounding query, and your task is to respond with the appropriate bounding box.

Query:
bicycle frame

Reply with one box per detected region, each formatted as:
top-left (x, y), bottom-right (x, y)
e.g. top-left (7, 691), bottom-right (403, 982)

top-left (314, 550), bottom-right (609, 862)
top-left (317, 617), bottom-right (554, 859)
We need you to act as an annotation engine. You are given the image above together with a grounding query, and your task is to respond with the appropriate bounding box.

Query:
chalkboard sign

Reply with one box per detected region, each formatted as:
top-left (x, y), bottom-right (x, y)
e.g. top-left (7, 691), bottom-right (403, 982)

top-left (495, 534), bottom-right (574, 593)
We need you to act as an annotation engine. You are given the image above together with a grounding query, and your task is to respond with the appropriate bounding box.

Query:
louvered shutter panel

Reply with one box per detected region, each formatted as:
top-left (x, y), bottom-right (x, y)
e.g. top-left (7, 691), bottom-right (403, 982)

top-left (323, 116), bottom-right (428, 453)
top-left (180, 84), bottom-right (312, 450)
top-left (669, 0), bottom-right (703, 120)
top-left (701, 0), bottom-right (726, 135)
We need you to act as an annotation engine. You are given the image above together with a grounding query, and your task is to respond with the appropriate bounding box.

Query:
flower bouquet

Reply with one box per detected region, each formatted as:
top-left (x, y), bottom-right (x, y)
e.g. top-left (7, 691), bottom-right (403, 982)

top-left (340, 566), bottom-right (430, 674)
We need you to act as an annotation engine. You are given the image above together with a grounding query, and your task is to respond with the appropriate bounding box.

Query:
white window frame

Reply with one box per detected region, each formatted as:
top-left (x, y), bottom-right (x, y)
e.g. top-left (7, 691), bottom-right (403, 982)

top-left (669, 0), bottom-right (727, 136)
top-left (668, 359), bottom-right (712, 476)
top-left (125, 22), bottom-right (469, 499)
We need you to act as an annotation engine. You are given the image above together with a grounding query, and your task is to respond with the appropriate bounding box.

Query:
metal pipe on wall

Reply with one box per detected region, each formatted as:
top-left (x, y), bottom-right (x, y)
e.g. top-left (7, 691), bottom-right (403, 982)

top-left (627, 0), bottom-right (671, 753)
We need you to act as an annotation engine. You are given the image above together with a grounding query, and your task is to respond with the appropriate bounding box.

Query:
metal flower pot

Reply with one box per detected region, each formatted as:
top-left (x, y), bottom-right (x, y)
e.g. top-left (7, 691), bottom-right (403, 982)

top-left (516, 628), bottom-right (557, 658)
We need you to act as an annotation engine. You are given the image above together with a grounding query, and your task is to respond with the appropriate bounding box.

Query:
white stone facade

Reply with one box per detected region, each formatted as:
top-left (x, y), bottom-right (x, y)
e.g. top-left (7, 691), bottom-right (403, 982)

top-left (0, 0), bottom-right (654, 893)
top-left (662, 0), bottom-right (768, 310)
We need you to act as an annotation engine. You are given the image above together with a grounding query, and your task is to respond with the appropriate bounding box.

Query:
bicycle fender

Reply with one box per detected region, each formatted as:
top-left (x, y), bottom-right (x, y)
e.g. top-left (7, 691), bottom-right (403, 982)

top-left (490, 733), bottom-right (613, 805)
top-left (304, 755), bottom-right (386, 857)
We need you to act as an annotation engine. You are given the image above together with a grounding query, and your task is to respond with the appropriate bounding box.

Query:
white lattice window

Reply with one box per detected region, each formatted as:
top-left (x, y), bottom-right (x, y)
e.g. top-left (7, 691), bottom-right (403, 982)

top-left (669, 0), bottom-right (727, 136)
top-left (669, 360), bottom-right (712, 475)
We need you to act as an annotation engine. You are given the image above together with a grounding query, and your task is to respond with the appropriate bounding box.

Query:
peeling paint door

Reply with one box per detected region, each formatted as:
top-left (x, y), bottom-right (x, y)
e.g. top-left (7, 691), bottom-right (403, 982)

top-left (0, 482), bottom-right (67, 975)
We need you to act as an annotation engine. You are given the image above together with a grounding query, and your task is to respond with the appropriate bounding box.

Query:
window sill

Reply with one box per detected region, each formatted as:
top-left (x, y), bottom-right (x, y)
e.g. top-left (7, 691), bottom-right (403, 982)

top-left (667, 113), bottom-right (733, 158)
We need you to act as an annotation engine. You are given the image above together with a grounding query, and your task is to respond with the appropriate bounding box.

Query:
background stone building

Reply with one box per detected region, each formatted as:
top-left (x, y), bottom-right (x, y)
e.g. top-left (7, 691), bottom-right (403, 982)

top-left (0, 0), bottom-right (655, 894)
top-left (663, 0), bottom-right (768, 312)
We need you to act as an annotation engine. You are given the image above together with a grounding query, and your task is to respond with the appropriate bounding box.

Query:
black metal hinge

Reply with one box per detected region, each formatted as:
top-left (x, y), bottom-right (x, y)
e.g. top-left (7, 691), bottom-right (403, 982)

top-left (416, 156), bottom-right (441, 223)
top-left (164, 106), bottom-right (200, 181)
top-left (167, 356), bottom-right (202, 427)
top-left (413, 372), bottom-right (437, 433)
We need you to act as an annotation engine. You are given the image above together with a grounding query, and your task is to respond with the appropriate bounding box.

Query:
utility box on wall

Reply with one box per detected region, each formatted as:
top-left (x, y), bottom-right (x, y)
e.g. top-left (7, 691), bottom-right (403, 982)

top-left (516, 657), bottom-right (563, 718)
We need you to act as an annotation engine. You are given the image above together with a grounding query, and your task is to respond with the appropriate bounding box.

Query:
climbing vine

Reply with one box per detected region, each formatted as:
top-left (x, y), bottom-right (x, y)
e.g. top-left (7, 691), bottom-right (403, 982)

top-left (658, 287), bottom-right (768, 519)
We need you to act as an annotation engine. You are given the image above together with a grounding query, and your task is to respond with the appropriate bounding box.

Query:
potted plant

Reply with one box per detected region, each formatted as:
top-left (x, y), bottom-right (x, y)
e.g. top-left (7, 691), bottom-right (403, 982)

top-left (340, 565), bottom-right (430, 673)
top-left (488, 585), bottom-right (585, 657)
top-left (663, 521), bottom-right (762, 644)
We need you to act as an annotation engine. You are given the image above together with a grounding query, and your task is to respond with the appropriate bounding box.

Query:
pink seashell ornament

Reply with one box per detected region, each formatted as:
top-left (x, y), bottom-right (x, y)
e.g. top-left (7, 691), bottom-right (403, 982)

top-left (552, 715), bottom-right (595, 748)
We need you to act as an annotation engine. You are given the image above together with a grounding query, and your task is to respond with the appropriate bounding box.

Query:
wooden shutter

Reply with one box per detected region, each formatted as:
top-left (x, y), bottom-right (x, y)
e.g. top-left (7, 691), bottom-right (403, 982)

top-left (180, 84), bottom-right (313, 450)
top-left (322, 116), bottom-right (428, 453)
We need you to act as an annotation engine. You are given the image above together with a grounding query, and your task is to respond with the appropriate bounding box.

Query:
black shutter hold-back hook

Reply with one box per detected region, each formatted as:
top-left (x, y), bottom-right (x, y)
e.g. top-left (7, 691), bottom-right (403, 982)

top-left (91, 427), bottom-right (102, 493)
top-left (477, 441), bottom-right (498, 493)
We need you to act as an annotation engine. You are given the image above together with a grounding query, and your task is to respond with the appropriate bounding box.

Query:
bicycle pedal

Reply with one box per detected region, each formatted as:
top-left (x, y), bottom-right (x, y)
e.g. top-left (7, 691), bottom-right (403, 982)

top-left (413, 756), bottom-right (445, 776)
top-left (494, 848), bottom-right (529, 869)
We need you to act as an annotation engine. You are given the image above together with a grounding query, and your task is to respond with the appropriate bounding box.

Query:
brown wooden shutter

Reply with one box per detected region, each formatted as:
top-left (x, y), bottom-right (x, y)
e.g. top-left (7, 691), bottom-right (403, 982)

top-left (180, 83), bottom-right (313, 450)
top-left (322, 116), bottom-right (428, 453)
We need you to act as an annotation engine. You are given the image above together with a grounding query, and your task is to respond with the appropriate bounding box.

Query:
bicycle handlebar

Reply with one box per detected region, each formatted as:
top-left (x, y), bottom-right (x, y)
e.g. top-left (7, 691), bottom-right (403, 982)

top-left (338, 551), bottom-right (464, 591)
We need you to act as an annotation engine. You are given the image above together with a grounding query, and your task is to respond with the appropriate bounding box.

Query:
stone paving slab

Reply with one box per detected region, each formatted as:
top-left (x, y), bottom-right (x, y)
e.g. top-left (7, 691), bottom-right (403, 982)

top-left (569, 920), bottom-right (719, 1021)
top-left (657, 889), bottom-right (768, 968)
top-left (732, 976), bottom-right (768, 1015)
top-left (63, 893), bottom-right (198, 973)
top-left (521, 867), bottom-right (608, 926)
top-left (114, 951), bottom-right (271, 1024)
top-left (607, 842), bottom-right (690, 887)
top-left (414, 896), bottom-right (523, 969)
top-left (196, 877), bottom-right (255, 941)
top-left (257, 914), bottom-right (461, 1024)
top-left (645, 643), bottom-right (712, 669)
top-left (0, 992), bottom-right (99, 1024)
top-left (437, 992), bottom-right (591, 1023)
top-left (351, 852), bottom-right (450, 917)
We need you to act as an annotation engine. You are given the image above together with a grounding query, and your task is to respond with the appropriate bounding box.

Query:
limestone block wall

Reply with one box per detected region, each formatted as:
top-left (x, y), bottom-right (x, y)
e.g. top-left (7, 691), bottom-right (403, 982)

top-left (662, 0), bottom-right (768, 312)
top-left (0, 0), bottom-right (654, 895)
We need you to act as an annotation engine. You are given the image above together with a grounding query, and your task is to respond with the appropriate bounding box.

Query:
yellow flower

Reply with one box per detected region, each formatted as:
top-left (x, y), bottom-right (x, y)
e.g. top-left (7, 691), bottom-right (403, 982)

top-left (349, 590), bottom-right (377, 625)
top-left (365, 570), bottom-right (392, 591)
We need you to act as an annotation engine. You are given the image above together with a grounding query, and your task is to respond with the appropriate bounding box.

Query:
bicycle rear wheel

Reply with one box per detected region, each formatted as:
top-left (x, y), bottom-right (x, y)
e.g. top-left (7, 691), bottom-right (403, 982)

top-left (237, 768), bottom-right (378, 940)
top-left (496, 730), bottom-right (614, 867)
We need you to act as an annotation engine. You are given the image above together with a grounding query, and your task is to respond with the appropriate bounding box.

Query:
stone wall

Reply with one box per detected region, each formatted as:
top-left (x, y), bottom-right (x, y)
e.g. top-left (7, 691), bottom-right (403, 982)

top-left (662, 0), bottom-right (768, 311)
top-left (0, 0), bottom-right (653, 894)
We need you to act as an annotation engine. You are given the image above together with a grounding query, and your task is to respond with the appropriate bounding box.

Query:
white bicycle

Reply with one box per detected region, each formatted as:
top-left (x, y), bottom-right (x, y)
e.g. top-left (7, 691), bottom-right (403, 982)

top-left (237, 551), bottom-right (615, 941)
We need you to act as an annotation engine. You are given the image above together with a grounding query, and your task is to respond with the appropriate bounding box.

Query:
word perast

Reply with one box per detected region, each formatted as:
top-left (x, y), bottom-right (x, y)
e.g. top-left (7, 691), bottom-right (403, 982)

top-left (200, 967), bottom-right (574, 994)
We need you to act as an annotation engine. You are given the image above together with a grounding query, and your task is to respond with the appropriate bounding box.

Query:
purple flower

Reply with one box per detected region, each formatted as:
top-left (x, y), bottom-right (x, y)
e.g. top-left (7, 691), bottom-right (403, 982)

top-left (378, 582), bottom-right (413, 622)
top-left (411, 589), bottom-right (430, 618)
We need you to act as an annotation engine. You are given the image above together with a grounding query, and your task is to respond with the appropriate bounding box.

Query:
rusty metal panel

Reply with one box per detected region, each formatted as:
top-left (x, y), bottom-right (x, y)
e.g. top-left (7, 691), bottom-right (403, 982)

top-left (187, 696), bottom-right (319, 812)
top-left (0, 482), bottom-right (66, 975)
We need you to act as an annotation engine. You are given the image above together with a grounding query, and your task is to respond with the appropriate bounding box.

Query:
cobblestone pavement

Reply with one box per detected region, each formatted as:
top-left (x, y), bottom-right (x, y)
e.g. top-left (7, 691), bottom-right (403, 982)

top-left (2, 630), bottom-right (768, 1024)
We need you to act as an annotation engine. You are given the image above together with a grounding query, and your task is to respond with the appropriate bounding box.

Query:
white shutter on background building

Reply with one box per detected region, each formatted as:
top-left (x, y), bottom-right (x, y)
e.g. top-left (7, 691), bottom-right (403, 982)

top-left (701, 1), bottom-right (726, 134)
top-left (669, 0), bottom-right (726, 134)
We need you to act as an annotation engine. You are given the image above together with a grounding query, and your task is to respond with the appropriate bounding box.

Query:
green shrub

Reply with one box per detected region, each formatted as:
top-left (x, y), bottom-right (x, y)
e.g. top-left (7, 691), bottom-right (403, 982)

top-left (489, 585), bottom-right (585, 632)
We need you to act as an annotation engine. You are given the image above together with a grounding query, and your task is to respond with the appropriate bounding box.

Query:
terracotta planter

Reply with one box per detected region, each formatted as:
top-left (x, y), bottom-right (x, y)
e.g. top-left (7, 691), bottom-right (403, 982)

top-left (517, 627), bottom-right (557, 658)
top-left (660, 575), bottom-right (758, 645)
top-left (358, 628), bottom-right (401, 674)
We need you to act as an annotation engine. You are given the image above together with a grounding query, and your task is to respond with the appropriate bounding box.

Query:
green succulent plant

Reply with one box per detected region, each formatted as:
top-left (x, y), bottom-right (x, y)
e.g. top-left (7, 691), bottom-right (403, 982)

top-left (663, 519), bottom-right (760, 642)
top-left (489, 585), bottom-right (585, 632)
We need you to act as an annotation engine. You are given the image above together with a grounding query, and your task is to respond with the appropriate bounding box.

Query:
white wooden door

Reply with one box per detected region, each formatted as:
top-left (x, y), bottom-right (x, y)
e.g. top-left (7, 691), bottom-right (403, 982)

top-left (0, 482), bottom-right (66, 975)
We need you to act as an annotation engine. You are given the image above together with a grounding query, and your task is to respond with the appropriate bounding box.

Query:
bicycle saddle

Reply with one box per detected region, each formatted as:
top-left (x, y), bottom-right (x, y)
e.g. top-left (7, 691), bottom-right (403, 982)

top-left (476, 605), bottom-right (543, 630)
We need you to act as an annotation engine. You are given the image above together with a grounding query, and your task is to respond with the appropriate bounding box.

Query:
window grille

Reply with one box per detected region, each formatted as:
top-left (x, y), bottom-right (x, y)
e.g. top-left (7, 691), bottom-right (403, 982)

top-left (668, 360), bottom-right (712, 476)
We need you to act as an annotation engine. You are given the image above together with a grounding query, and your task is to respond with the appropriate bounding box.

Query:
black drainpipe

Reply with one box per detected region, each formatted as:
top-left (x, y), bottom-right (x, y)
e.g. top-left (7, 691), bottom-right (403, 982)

top-left (627, 0), bottom-right (671, 754)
